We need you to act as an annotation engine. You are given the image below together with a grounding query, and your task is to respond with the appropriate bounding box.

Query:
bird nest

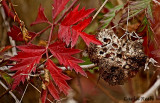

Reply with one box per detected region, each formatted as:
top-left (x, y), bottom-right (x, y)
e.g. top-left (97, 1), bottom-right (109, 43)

top-left (88, 29), bottom-right (148, 85)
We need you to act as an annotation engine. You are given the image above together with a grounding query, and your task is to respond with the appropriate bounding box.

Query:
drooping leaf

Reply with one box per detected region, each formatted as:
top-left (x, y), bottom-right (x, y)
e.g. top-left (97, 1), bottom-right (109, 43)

top-left (146, 2), bottom-right (160, 62)
top-left (31, 5), bottom-right (49, 26)
top-left (58, 5), bottom-right (100, 47)
top-left (52, 0), bottom-right (70, 20)
top-left (101, 5), bottom-right (123, 28)
top-left (120, 0), bottom-right (153, 22)
top-left (46, 59), bottom-right (70, 95)
top-left (8, 25), bottom-right (36, 42)
top-left (49, 41), bottom-right (86, 76)
top-left (137, 16), bottom-right (154, 57)
top-left (10, 44), bottom-right (45, 89)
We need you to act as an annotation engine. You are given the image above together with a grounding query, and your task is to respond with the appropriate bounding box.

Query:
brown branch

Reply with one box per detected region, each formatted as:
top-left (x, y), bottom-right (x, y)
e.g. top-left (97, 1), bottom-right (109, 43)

top-left (0, 80), bottom-right (20, 103)
top-left (0, 88), bottom-right (11, 98)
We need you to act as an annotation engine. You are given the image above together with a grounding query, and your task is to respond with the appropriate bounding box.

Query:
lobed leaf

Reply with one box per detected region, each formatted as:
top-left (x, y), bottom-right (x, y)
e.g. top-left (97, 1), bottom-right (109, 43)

top-left (52, 0), bottom-right (70, 20)
top-left (10, 44), bottom-right (45, 89)
top-left (58, 5), bottom-right (100, 47)
top-left (72, 17), bottom-right (102, 47)
top-left (46, 59), bottom-right (71, 95)
top-left (49, 41), bottom-right (87, 76)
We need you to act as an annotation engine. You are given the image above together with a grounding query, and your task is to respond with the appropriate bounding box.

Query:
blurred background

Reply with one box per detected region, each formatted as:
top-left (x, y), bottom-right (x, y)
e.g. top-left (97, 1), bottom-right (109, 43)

top-left (0, 0), bottom-right (160, 103)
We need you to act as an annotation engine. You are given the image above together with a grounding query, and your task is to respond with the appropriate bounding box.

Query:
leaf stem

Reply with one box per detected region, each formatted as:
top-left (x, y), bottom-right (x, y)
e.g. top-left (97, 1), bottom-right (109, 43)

top-left (46, 25), bottom-right (54, 59)
top-left (28, 25), bottom-right (52, 44)
top-left (92, 0), bottom-right (109, 20)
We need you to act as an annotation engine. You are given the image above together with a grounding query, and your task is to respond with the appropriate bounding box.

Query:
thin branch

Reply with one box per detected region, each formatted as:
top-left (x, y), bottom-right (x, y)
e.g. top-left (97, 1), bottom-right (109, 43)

top-left (59, 64), bottom-right (96, 70)
top-left (0, 5), bottom-right (17, 56)
top-left (135, 78), bottom-right (160, 103)
top-left (29, 83), bottom-right (54, 103)
top-left (0, 88), bottom-right (11, 98)
top-left (20, 83), bottom-right (29, 103)
top-left (92, 0), bottom-right (109, 20)
top-left (0, 80), bottom-right (20, 103)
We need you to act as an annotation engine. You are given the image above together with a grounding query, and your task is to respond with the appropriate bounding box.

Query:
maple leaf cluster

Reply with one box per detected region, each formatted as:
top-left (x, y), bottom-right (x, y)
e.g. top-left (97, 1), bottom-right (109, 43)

top-left (2, 0), bottom-right (102, 102)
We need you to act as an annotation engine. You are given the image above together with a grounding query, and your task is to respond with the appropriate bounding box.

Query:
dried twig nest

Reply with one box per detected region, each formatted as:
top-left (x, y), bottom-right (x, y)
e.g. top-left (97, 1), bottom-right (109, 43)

top-left (88, 29), bottom-right (148, 85)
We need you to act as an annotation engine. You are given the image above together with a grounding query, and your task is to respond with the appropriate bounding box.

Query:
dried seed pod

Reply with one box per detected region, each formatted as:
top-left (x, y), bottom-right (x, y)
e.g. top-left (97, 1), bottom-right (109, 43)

top-left (88, 29), bottom-right (148, 85)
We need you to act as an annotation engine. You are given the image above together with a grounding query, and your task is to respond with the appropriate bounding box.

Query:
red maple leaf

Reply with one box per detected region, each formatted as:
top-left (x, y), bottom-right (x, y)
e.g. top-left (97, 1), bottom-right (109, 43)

top-left (58, 5), bottom-right (101, 47)
top-left (8, 25), bottom-right (36, 41)
top-left (31, 5), bottom-right (49, 26)
top-left (72, 17), bottom-right (102, 47)
top-left (10, 44), bottom-right (45, 89)
top-left (49, 41), bottom-right (86, 76)
top-left (46, 59), bottom-right (71, 95)
top-left (52, 0), bottom-right (70, 20)
top-left (41, 80), bottom-right (60, 103)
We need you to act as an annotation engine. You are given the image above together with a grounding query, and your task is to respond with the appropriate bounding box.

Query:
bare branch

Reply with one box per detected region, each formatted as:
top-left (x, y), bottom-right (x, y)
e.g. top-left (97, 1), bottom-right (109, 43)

top-left (0, 80), bottom-right (20, 103)
top-left (19, 83), bottom-right (29, 103)
top-left (0, 5), bottom-right (17, 56)
top-left (92, 0), bottom-right (109, 20)
top-left (59, 64), bottom-right (96, 70)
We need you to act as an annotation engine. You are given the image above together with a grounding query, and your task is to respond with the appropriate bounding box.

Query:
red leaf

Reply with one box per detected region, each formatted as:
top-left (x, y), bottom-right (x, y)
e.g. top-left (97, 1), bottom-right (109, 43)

top-left (41, 89), bottom-right (47, 103)
top-left (48, 42), bottom-right (86, 76)
top-left (8, 25), bottom-right (23, 41)
top-left (61, 5), bottom-right (95, 25)
top-left (10, 44), bottom-right (45, 89)
top-left (58, 5), bottom-right (101, 47)
top-left (31, 5), bottom-right (49, 26)
top-left (52, 0), bottom-right (70, 20)
top-left (7, 25), bottom-right (36, 42)
top-left (71, 18), bottom-right (102, 47)
top-left (46, 59), bottom-right (71, 95)
top-left (48, 81), bottom-right (60, 100)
